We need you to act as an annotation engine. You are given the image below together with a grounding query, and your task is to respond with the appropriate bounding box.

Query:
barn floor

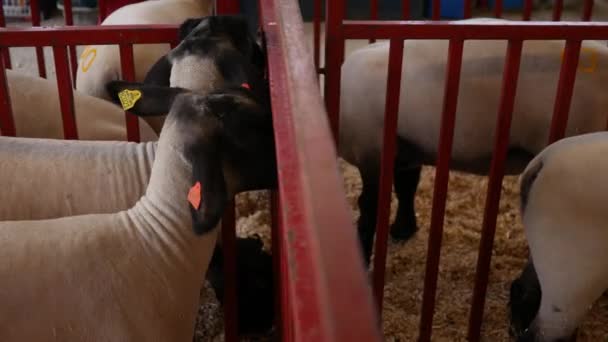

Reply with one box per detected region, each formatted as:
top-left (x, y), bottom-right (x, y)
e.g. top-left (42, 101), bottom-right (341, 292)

top-left (3, 3), bottom-right (608, 341)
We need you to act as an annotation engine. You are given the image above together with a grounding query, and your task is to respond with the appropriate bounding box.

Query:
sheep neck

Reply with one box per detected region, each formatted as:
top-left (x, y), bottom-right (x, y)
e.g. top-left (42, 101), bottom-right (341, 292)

top-left (126, 129), bottom-right (219, 283)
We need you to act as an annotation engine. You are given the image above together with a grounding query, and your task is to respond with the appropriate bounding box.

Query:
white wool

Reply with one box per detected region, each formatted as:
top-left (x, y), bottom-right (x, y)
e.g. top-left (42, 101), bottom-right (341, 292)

top-left (170, 55), bottom-right (220, 95)
top-left (339, 38), bottom-right (608, 173)
top-left (0, 117), bottom-right (219, 341)
top-left (520, 132), bottom-right (608, 340)
top-left (75, 0), bottom-right (213, 106)
top-left (0, 136), bottom-right (155, 221)
top-left (5, 69), bottom-right (158, 141)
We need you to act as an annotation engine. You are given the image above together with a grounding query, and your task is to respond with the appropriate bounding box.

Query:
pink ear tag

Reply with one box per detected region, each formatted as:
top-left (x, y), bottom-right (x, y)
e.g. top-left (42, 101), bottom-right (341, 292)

top-left (188, 181), bottom-right (202, 209)
top-left (241, 83), bottom-right (251, 90)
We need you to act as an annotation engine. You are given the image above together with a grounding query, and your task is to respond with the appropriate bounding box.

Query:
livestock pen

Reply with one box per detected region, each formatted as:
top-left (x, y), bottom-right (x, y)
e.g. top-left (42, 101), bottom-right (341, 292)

top-left (2, 0), bottom-right (608, 341)
top-left (317, 0), bottom-right (608, 341)
top-left (0, 0), bottom-right (380, 341)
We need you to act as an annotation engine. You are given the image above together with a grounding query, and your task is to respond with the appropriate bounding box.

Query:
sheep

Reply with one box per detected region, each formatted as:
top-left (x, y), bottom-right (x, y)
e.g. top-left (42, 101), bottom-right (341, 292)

top-left (143, 15), bottom-right (267, 99)
top-left (339, 18), bottom-right (608, 262)
top-left (0, 135), bottom-right (276, 336)
top-left (91, 15), bottom-right (267, 134)
top-left (0, 136), bottom-right (156, 220)
top-left (74, 0), bottom-right (214, 102)
top-left (141, 14), bottom-right (267, 134)
top-left (507, 132), bottom-right (608, 341)
top-left (2, 69), bottom-right (158, 141)
top-left (0, 80), bottom-right (277, 341)
top-left (1, 15), bottom-right (269, 220)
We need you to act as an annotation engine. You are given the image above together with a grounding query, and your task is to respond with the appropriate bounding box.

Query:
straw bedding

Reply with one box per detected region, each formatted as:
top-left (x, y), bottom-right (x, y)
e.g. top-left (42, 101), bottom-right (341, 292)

top-left (5, 8), bottom-right (608, 342)
top-left (194, 159), bottom-right (608, 341)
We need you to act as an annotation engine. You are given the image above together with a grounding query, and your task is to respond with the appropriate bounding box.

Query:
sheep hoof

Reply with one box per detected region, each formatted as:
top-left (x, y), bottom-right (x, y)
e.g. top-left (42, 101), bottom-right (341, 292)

top-left (389, 223), bottom-right (418, 242)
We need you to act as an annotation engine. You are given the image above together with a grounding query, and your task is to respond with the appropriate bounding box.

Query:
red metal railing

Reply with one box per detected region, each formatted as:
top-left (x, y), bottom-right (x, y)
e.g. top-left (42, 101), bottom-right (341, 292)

top-left (312, 0), bottom-right (596, 74)
top-left (259, 0), bottom-right (381, 341)
top-left (0, 1), bottom-right (383, 341)
top-left (0, 0), bottom-right (81, 81)
top-left (323, 4), bottom-right (608, 340)
top-left (0, 25), bottom-right (178, 139)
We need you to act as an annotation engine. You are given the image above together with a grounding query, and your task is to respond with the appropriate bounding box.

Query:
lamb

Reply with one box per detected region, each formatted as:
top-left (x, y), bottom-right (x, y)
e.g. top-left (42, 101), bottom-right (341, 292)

top-left (338, 18), bottom-right (608, 262)
top-left (75, 0), bottom-right (214, 102)
top-left (0, 14), bottom-right (269, 221)
top-left (2, 69), bottom-right (157, 141)
top-left (507, 132), bottom-right (608, 341)
top-left (130, 14), bottom-right (267, 133)
top-left (0, 80), bottom-right (277, 341)
top-left (0, 136), bottom-right (156, 220)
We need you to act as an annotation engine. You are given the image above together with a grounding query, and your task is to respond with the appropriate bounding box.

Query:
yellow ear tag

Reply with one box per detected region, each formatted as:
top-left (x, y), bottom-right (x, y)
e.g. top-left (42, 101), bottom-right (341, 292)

top-left (118, 89), bottom-right (142, 111)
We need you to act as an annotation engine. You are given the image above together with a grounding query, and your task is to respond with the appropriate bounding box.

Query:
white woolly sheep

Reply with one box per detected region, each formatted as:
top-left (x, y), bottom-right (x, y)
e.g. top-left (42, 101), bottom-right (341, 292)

top-left (508, 132), bottom-right (608, 341)
top-left (339, 18), bottom-right (608, 262)
top-left (0, 15), bottom-right (269, 221)
top-left (74, 0), bottom-right (214, 101)
top-left (0, 136), bottom-right (155, 221)
top-left (3, 69), bottom-right (157, 141)
top-left (0, 81), bottom-right (276, 341)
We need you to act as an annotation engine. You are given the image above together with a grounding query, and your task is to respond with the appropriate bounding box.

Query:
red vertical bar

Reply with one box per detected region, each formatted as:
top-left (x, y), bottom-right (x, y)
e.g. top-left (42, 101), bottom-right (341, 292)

top-left (0, 64), bottom-right (15, 136)
top-left (467, 39), bottom-right (524, 342)
top-left (0, 3), bottom-right (5, 27)
top-left (53, 45), bottom-right (78, 139)
top-left (63, 0), bottom-right (74, 26)
top-left (98, 0), bottom-right (107, 23)
top-left (274, 192), bottom-right (293, 342)
top-left (0, 5), bottom-right (11, 70)
top-left (432, 0), bottom-right (440, 20)
top-left (119, 43), bottom-right (140, 142)
top-left (463, 0), bottom-right (472, 19)
top-left (494, 0), bottom-right (503, 18)
top-left (548, 40), bottom-right (581, 144)
top-left (62, 0), bottom-right (78, 83)
top-left (313, 0), bottom-right (321, 72)
top-left (221, 201), bottom-right (238, 342)
top-left (402, 0), bottom-right (410, 19)
top-left (582, 0), bottom-right (594, 21)
top-left (522, 0), bottom-right (533, 20)
top-left (30, 0), bottom-right (47, 78)
top-left (369, 0), bottom-right (378, 43)
top-left (418, 39), bottom-right (464, 342)
top-left (372, 38), bottom-right (404, 313)
top-left (324, 0), bottom-right (346, 143)
top-left (553, 0), bottom-right (563, 21)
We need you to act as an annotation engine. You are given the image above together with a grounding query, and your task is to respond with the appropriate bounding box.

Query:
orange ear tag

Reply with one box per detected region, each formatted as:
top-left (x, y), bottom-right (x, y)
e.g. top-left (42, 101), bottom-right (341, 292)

top-left (188, 181), bottom-right (202, 209)
top-left (241, 83), bottom-right (251, 90)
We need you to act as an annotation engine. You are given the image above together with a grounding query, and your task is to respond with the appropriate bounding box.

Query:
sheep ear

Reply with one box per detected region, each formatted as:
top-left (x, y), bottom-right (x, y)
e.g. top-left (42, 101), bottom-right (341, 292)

top-left (188, 145), bottom-right (229, 235)
top-left (143, 55), bottom-right (172, 87)
top-left (106, 81), bottom-right (187, 117)
top-left (179, 17), bottom-right (205, 40)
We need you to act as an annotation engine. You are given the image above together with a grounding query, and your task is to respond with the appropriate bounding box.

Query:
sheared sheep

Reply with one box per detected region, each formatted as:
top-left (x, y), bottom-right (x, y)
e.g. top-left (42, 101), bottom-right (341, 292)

top-left (0, 81), bottom-right (276, 341)
top-left (509, 132), bottom-right (608, 341)
top-left (2, 69), bottom-right (157, 141)
top-left (339, 18), bottom-right (608, 262)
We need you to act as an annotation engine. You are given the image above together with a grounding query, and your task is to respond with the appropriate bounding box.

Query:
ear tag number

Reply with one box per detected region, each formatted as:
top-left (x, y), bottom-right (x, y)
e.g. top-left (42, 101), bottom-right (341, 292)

top-left (118, 89), bottom-right (142, 111)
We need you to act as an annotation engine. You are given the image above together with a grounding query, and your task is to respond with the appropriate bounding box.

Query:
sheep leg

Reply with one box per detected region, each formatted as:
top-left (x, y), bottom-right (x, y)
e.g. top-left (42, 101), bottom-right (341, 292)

top-left (357, 157), bottom-right (381, 265)
top-left (508, 258), bottom-right (541, 339)
top-left (390, 137), bottom-right (422, 241)
top-left (390, 164), bottom-right (421, 241)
